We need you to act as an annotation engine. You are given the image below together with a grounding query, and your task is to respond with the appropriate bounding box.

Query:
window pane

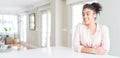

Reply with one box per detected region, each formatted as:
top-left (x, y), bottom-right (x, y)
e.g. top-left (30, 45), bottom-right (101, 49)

top-left (19, 15), bottom-right (27, 42)
top-left (3, 15), bottom-right (17, 34)
top-left (72, 4), bottom-right (83, 39)
top-left (41, 11), bottom-right (51, 47)
top-left (0, 15), bottom-right (3, 32)
top-left (0, 15), bottom-right (18, 38)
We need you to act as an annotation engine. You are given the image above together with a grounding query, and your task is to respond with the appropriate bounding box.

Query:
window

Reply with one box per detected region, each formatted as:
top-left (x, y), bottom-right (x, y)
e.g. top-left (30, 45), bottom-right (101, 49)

top-left (19, 15), bottom-right (27, 42)
top-left (41, 10), bottom-right (51, 47)
top-left (0, 15), bottom-right (18, 37)
top-left (71, 4), bottom-right (83, 39)
top-left (29, 13), bottom-right (35, 30)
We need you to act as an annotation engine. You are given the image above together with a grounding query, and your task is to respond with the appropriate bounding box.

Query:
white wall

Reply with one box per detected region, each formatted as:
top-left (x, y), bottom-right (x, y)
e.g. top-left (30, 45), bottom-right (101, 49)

top-left (51, 0), bottom-right (63, 46)
top-left (26, 0), bottom-right (68, 47)
top-left (26, 8), bottom-right (39, 47)
top-left (50, 0), bottom-right (68, 47)
top-left (26, 4), bottom-right (52, 47)
top-left (98, 0), bottom-right (120, 57)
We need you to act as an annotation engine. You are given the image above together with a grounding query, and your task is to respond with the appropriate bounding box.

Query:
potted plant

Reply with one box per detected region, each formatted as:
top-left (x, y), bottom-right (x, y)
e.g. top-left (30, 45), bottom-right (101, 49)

top-left (4, 27), bottom-right (13, 44)
top-left (4, 27), bottom-right (9, 37)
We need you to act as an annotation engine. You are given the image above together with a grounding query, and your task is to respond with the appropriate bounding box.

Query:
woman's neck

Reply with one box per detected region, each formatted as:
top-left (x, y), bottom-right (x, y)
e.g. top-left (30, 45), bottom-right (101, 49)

top-left (86, 22), bottom-right (97, 34)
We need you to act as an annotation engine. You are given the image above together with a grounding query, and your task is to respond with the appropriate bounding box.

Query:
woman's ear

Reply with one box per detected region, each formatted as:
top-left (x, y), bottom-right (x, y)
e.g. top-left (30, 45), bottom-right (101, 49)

top-left (93, 13), bottom-right (97, 18)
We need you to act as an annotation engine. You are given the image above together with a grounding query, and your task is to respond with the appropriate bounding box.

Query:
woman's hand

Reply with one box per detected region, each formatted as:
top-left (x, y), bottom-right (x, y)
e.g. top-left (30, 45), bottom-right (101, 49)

top-left (81, 47), bottom-right (107, 55)
top-left (94, 47), bottom-right (107, 55)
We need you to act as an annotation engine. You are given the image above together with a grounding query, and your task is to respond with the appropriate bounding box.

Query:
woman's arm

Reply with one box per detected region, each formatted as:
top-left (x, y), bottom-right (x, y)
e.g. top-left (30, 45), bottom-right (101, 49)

top-left (73, 24), bottom-right (84, 52)
top-left (81, 47), bottom-right (108, 55)
top-left (80, 25), bottom-right (110, 55)
top-left (101, 26), bottom-right (110, 53)
top-left (81, 47), bottom-right (95, 54)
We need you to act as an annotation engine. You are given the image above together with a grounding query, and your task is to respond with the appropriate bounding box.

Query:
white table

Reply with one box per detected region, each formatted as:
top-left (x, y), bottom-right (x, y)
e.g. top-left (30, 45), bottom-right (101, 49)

top-left (0, 47), bottom-right (119, 58)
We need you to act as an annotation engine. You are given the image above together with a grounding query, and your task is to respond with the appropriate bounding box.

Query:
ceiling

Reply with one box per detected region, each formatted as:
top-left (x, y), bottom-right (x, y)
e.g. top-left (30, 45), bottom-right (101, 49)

top-left (0, 0), bottom-right (49, 14)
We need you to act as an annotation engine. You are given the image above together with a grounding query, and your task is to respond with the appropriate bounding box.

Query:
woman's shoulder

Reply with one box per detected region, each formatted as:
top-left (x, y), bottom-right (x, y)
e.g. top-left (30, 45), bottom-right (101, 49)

top-left (98, 24), bottom-right (109, 31)
top-left (76, 23), bottom-right (85, 27)
top-left (76, 23), bottom-right (86, 29)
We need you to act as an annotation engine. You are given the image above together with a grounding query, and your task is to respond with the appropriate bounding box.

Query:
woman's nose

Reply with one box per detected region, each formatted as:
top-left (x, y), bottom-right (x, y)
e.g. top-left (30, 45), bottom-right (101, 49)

top-left (83, 15), bottom-right (87, 19)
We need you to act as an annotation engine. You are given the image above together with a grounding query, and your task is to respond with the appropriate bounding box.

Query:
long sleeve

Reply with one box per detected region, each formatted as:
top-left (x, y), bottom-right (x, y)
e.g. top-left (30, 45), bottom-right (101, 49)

top-left (73, 24), bottom-right (83, 52)
top-left (101, 26), bottom-right (110, 52)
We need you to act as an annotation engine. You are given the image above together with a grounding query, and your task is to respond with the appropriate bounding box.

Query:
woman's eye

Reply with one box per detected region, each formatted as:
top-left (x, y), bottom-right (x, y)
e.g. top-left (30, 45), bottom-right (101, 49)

top-left (82, 14), bottom-right (84, 16)
top-left (82, 13), bottom-right (90, 16)
top-left (87, 13), bottom-right (89, 16)
top-left (82, 13), bottom-right (84, 16)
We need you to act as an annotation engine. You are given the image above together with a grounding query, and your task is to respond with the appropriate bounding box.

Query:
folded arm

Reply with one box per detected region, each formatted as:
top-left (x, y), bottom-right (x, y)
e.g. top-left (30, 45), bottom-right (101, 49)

top-left (81, 47), bottom-right (108, 55)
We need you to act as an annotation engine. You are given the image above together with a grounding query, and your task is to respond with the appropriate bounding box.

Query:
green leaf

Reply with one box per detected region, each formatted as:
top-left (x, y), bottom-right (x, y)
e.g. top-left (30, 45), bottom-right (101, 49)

top-left (4, 27), bottom-right (8, 31)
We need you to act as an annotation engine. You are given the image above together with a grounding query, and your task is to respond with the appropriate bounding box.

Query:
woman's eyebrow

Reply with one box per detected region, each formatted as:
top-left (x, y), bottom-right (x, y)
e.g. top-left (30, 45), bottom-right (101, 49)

top-left (83, 11), bottom-right (90, 14)
top-left (86, 11), bottom-right (90, 13)
top-left (82, 11), bottom-right (91, 15)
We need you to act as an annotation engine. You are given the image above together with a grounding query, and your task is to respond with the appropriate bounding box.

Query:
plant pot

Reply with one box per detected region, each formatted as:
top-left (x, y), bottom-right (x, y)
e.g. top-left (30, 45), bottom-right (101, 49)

top-left (13, 39), bottom-right (19, 44)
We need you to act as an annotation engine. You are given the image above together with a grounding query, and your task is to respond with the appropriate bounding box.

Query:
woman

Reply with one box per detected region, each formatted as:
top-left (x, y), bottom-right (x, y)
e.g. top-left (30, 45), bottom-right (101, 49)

top-left (73, 2), bottom-right (110, 55)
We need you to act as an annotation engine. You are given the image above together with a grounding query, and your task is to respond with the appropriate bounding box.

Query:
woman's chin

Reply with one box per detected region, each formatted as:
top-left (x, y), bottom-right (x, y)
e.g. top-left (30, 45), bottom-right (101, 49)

top-left (84, 22), bottom-right (89, 25)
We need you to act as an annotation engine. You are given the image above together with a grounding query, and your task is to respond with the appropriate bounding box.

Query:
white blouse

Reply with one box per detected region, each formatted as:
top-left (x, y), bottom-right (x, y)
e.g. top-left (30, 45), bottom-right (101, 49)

top-left (73, 23), bottom-right (110, 52)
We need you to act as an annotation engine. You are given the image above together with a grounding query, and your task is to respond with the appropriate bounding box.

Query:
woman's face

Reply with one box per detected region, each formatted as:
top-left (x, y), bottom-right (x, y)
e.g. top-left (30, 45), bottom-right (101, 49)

top-left (82, 8), bottom-right (96, 25)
